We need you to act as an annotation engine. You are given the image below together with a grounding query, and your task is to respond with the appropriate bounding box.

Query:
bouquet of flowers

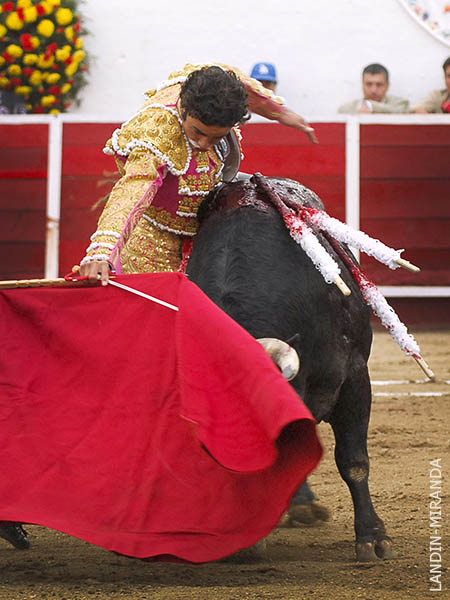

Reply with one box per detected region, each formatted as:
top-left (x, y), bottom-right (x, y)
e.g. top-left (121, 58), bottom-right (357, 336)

top-left (0, 0), bottom-right (89, 113)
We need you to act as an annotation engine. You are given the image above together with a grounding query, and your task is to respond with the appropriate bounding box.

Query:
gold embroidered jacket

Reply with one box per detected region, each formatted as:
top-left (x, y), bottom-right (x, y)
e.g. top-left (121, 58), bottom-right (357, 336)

top-left (82, 63), bottom-right (287, 272)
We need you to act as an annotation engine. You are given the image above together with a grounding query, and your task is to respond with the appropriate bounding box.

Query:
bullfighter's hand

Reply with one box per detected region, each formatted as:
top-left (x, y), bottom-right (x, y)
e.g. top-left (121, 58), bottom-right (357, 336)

top-left (277, 109), bottom-right (318, 144)
top-left (79, 260), bottom-right (111, 286)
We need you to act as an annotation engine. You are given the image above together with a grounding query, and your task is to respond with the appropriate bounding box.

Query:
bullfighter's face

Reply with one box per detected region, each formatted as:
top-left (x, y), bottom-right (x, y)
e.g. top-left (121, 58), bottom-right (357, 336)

top-left (182, 114), bottom-right (231, 152)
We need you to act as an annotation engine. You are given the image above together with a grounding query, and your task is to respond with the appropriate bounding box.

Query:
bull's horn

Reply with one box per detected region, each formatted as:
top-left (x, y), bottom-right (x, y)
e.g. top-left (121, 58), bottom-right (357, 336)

top-left (257, 338), bottom-right (300, 381)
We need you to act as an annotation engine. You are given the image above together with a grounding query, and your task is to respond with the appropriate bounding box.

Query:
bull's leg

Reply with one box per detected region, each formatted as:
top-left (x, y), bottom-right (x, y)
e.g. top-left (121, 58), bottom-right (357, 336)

top-left (330, 366), bottom-right (395, 561)
top-left (280, 480), bottom-right (330, 526)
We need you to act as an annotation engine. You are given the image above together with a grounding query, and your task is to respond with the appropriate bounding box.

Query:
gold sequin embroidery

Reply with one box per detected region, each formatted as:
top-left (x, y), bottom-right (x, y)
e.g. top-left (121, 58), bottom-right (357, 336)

top-left (143, 205), bottom-right (199, 236)
top-left (120, 217), bottom-right (183, 273)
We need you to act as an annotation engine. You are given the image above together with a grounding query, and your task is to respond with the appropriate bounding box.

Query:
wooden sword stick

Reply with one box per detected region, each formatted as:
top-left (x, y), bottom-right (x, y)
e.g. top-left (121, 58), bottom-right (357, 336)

top-left (0, 277), bottom-right (93, 289)
top-left (0, 273), bottom-right (179, 311)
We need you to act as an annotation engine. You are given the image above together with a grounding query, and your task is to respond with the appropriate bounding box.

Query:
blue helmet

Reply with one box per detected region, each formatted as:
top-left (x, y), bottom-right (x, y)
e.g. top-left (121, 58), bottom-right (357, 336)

top-left (250, 62), bottom-right (277, 83)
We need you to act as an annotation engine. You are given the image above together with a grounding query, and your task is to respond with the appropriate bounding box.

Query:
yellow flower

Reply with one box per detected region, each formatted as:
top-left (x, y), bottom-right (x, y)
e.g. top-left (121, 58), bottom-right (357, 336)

top-left (72, 50), bottom-right (86, 63)
top-left (29, 70), bottom-right (43, 86)
top-left (47, 73), bottom-right (61, 84)
top-left (56, 8), bottom-right (73, 26)
top-left (37, 19), bottom-right (55, 37)
top-left (56, 46), bottom-right (71, 62)
top-left (7, 45), bottom-right (24, 58)
top-left (65, 25), bottom-right (74, 41)
top-left (0, 57), bottom-right (4, 68)
top-left (17, 0), bottom-right (32, 8)
top-left (24, 6), bottom-right (38, 23)
top-left (42, 95), bottom-right (56, 107)
top-left (50, 109), bottom-right (61, 114)
top-left (38, 54), bottom-right (55, 68)
top-left (0, 5), bottom-right (2, 15)
top-left (8, 64), bottom-right (22, 76)
top-left (26, 103), bottom-right (32, 111)
top-left (0, 24), bottom-right (6, 38)
top-left (75, 38), bottom-right (84, 49)
top-left (51, 0), bottom-right (61, 7)
top-left (65, 62), bottom-right (79, 77)
top-left (40, 1), bottom-right (54, 15)
top-left (61, 82), bottom-right (72, 94)
top-left (6, 12), bottom-right (25, 31)
top-left (23, 53), bottom-right (39, 65)
top-left (15, 85), bottom-right (32, 96)
top-left (0, 76), bottom-right (10, 88)
top-left (41, 71), bottom-right (49, 81)
top-left (31, 36), bottom-right (40, 49)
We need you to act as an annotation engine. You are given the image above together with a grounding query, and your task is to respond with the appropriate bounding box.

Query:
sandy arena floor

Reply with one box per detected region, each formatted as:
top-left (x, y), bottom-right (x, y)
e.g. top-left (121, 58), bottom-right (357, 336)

top-left (1, 330), bottom-right (449, 600)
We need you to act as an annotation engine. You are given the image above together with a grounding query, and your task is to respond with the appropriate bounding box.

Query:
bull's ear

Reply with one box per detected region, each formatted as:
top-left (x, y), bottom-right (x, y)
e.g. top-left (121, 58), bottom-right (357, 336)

top-left (285, 333), bottom-right (300, 347)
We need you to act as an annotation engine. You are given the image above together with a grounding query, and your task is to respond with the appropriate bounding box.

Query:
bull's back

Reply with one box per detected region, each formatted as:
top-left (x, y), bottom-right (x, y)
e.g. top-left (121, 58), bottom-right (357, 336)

top-left (187, 182), bottom-right (372, 420)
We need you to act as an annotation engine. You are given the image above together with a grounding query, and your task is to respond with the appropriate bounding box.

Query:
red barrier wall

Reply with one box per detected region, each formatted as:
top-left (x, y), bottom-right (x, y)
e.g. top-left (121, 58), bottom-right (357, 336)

top-left (0, 124), bottom-right (48, 280)
top-left (240, 122), bottom-right (346, 221)
top-left (0, 120), bottom-right (449, 328)
top-left (359, 124), bottom-right (450, 286)
top-left (60, 123), bottom-right (120, 275)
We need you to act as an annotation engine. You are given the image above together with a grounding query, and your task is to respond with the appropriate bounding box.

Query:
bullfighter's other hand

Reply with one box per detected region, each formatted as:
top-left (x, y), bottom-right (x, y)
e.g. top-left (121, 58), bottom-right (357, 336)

top-left (277, 109), bottom-right (318, 144)
top-left (79, 260), bottom-right (111, 286)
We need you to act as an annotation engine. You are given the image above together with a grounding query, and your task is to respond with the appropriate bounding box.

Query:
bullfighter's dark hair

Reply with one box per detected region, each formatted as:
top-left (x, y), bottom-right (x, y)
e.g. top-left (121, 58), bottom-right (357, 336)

top-left (443, 56), bottom-right (450, 72)
top-left (362, 63), bottom-right (389, 82)
top-left (180, 66), bottom-right (249, 127)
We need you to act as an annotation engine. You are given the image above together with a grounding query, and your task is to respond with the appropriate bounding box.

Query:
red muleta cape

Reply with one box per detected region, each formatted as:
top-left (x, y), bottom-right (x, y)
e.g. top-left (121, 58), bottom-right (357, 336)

top-left (0, 273), bottom-right (321, 562)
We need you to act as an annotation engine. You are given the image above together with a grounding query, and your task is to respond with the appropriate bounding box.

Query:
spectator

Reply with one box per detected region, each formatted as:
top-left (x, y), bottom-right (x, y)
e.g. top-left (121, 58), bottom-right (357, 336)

top-left (0, 90), bottom-right (26, 115)
top-left (412, 56), bottom-right (450, 113)
top-left (338, 63), bottom-right (409, 114)
top-left (250, 62), bottom-right (277, 92)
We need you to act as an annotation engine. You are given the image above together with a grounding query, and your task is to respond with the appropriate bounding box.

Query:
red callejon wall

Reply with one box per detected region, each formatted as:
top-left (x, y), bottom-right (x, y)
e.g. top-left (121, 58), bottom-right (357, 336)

top-left (0, 124), bottom-right (48, 280)
top-left (359, 124), bottom-right (450, 287)
top-left (60, 123), bottom-right (121, 275)
top-left (0, 120), bottom-right (449, 327)
top-left (359, 124), bottom-right (450, 329)
top-left (240, 122), bottom-right (346, 221)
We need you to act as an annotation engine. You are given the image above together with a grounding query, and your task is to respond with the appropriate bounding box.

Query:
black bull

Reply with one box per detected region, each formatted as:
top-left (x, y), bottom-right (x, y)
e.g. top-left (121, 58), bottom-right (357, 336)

top-left (186, 175), bottom-right (395, 562)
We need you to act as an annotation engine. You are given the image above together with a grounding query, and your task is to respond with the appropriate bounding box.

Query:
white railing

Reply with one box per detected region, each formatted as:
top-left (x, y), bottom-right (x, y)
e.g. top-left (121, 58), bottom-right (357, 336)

top-left (1, 113), bottom-right (449, 298)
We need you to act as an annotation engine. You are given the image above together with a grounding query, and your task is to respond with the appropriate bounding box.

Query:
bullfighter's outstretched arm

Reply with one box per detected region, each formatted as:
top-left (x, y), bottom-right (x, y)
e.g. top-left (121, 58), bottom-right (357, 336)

top-left (227, 65), bottom-right (318, 144)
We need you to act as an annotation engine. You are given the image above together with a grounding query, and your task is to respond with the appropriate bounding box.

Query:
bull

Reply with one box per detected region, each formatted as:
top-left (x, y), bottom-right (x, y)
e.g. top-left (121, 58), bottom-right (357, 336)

top-left (186, 174), bottom-right (394, 562)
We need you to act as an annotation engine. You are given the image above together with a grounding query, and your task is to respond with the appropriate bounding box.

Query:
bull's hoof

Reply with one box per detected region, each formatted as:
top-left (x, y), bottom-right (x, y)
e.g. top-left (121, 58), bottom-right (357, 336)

top-left (281, 502), bottom-right (331, 527)
top-left (222, 538), bottom-right (267, 563)
top-left (310, 502), bottom-right (331, 522)
top-left (356, 541), bottom-right (379, 562)
top-left (356, 539), bottom-right (396, 562)
top-left (375, 538), bottom-right (396, 559)
top-left (277, 512), bottom-right (292, 527)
